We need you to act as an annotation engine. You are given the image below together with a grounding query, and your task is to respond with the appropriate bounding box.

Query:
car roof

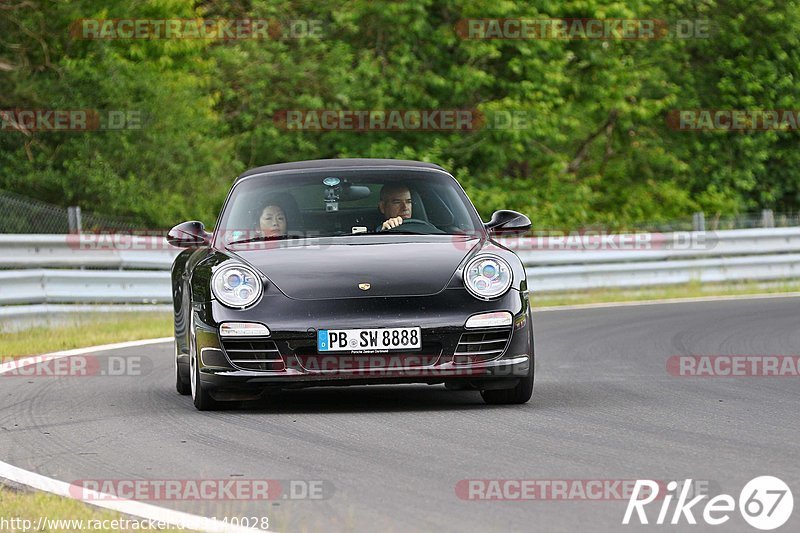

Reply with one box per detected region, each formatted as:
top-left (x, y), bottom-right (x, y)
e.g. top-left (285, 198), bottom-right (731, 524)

top-left (236, 158), bottom-right (447, 181)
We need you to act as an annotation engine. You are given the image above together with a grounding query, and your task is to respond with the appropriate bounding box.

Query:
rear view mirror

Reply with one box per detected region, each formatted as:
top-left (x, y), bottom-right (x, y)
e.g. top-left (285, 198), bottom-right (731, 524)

top-left (341, 185), bottom-right (372, 201)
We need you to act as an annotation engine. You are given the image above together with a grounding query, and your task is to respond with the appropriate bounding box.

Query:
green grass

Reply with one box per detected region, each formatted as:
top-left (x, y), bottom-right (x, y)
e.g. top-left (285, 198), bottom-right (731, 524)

top-left (531, 279), bottom-right (800, 308)
top-left (0, 485), bottom-right (191, 532)
top-left (0, 312), bottom-right (172, 360)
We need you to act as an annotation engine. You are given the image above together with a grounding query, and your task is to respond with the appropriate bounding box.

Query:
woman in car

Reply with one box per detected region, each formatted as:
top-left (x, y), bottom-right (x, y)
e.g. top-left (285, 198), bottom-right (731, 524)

top-left (259, 203), bottom-right (288, 238)
top-left (254, 191), bottom-right (303, 240)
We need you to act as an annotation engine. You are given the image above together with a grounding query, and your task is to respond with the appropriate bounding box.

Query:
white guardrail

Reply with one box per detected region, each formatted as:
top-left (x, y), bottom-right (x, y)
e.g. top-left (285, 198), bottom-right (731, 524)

top-left (0, 228), bottom-right (799, 312)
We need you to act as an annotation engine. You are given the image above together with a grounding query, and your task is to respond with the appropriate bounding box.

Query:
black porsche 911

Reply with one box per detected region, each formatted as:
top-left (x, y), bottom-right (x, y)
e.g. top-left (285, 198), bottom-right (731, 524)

top-left (168, 158), bottom-right (535, 410)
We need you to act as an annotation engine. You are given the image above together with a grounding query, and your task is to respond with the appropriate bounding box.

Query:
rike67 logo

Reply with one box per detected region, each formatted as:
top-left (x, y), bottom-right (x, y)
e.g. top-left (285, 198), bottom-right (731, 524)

top-left (623, 476), bottom-right (793, 530)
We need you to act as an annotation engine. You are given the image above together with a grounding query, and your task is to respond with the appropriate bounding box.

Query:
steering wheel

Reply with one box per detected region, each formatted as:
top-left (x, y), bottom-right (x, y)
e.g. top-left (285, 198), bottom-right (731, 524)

top-left (382, 218), bottom-right (445, 234)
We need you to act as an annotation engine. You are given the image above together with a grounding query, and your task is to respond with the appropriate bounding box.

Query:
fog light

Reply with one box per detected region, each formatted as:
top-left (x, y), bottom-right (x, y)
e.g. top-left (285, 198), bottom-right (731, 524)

top-left (219, 322), bottom-right (270, 337)
top-left (465, 311), bottom-right (513, 329)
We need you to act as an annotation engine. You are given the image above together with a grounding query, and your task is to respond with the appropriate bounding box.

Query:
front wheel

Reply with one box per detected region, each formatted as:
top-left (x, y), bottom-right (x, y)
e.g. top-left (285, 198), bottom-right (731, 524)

top-left (481, 358), bottom-right (534, 405)
top-left (189, 335), bottom-right (222, 411)
top-left (175, 341), bottom-right (190, 395)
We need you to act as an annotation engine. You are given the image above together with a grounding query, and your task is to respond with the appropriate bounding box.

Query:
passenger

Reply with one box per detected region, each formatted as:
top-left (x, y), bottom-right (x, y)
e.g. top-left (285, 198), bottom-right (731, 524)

top-left (258, 204), bottom-right (288, 238)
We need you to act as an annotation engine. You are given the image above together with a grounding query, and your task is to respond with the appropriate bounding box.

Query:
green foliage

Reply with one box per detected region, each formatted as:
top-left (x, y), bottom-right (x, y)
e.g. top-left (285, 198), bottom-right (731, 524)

top-left (1, 0), bottom-right (799, 230)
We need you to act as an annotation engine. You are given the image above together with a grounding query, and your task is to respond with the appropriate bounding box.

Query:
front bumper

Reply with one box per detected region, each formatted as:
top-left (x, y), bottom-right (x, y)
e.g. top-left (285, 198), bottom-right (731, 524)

top-left (184, 287), bottom-right (534, 392)
top-left (197, 354), bottom-right (532, 393)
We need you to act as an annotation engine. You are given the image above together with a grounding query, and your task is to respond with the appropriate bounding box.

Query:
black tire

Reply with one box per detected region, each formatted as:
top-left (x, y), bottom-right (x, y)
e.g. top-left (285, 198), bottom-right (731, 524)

top-left (480, 358), bottom-right (534, 405)
top-left (482, 310), bottom-right (535, 405)
top-left (175, 341), bottom-right (190, 396)
top-left (189, 337), bottom-right (222, 411)
top-left (176, 366), bottom-right (190, 395)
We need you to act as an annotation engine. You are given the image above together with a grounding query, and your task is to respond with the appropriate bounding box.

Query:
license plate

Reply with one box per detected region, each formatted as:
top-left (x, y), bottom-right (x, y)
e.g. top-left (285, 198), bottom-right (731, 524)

top-left (318, 327), bottom-right (421, 352)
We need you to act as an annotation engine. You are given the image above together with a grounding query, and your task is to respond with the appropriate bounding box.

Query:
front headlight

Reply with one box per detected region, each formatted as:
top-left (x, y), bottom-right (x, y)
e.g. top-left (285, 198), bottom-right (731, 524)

top-left (464, 255), bottom-right (513, 299)
top-left (211, 263), bottom-right (263, 309)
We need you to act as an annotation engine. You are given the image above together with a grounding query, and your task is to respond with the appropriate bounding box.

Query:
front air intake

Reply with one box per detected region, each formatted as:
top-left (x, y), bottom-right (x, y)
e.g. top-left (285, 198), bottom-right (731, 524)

top-left (220, 338), bottom-right (285, 371)
top-left (453, 329), bottom-right (512, 364)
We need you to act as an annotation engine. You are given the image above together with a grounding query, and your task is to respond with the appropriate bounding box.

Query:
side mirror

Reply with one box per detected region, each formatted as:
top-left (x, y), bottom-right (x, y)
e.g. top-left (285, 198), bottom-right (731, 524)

top-left (484, 210), bottom-right (531, 236)
top-left (167, 221), bottom-right (211, 248)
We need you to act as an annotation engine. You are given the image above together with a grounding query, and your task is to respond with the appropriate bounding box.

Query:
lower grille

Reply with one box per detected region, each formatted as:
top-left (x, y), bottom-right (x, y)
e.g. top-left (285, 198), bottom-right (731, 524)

top-left (453, 329), bottom-right (512, 364)
top-left (220, 338), bottom-right (285, 371)
top-left (291, 341), bottom-right (443, 371)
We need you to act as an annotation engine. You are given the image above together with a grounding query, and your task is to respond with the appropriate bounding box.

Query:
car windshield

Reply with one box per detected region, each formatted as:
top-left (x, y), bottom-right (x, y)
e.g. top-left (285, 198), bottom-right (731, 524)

top-left (216, 168), bottom-right (484, 246)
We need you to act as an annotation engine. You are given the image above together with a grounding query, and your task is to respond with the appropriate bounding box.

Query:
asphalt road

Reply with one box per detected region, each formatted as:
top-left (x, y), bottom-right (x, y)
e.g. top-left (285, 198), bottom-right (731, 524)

top-left (1, 297), bottom-right (799, 532)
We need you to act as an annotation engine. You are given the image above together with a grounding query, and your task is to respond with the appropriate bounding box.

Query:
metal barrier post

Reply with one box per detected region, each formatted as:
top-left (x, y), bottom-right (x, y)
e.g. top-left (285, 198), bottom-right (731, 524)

top-left (67, 206), bottom-right (82, 234)
top-left (692, 212), bottom-right (705, 232)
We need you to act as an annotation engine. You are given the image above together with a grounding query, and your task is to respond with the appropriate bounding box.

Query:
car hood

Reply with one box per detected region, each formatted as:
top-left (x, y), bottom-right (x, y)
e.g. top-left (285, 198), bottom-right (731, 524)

top-left (227, 235), bottom-right (481, 300)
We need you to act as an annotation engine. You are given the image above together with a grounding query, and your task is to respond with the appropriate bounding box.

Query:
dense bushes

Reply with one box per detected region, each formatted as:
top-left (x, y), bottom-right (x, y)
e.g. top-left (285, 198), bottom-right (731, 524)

top-left (2, 0), bottom-right (798, 230)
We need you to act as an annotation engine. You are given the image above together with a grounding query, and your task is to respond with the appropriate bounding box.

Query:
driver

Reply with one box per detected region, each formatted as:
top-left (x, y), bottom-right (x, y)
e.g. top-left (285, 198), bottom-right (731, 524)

top-left (379, 183), bottom-right (413, 230)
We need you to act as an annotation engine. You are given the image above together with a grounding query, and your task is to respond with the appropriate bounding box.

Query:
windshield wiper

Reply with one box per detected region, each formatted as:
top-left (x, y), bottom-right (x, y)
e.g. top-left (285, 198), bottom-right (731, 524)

top-left (226, 235), bottom-right (292, 245)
